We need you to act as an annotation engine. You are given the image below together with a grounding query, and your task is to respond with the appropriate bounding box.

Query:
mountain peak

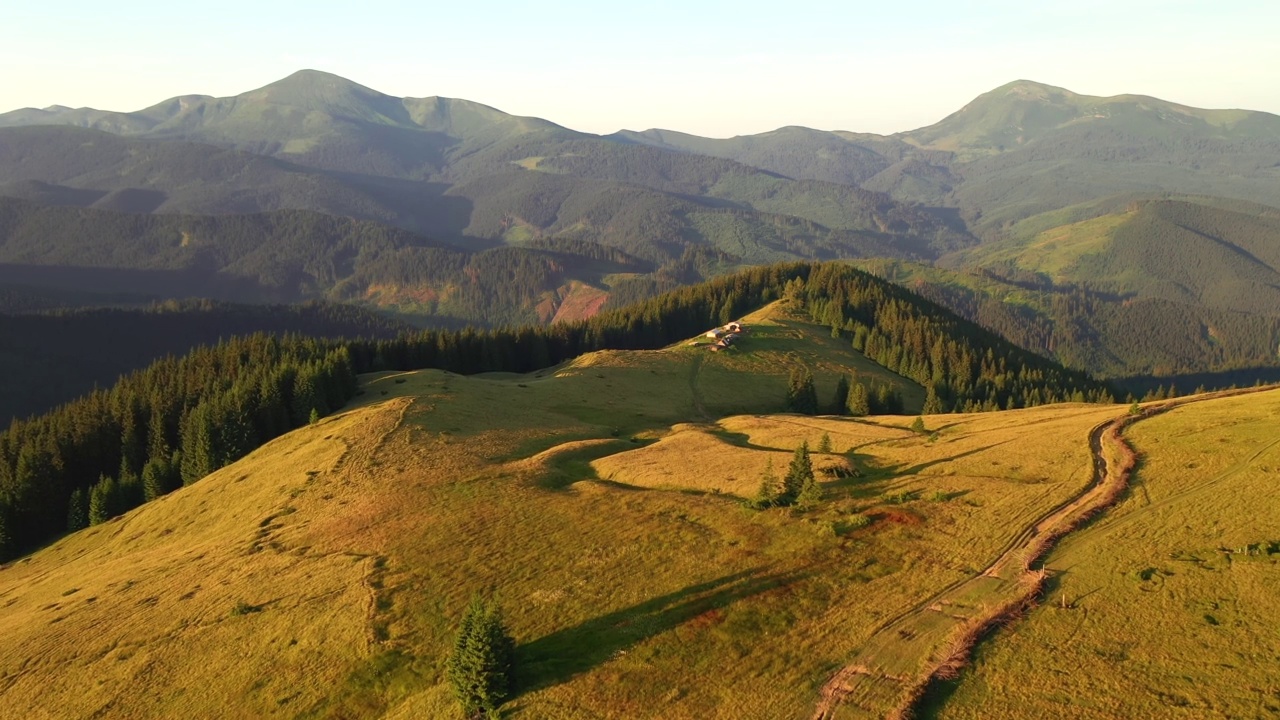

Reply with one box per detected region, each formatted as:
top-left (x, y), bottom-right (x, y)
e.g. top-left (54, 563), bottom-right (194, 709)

top-left (987, 79), bottom-right (1076, 100)
top-left (248, 69), bottom-right (384, 103)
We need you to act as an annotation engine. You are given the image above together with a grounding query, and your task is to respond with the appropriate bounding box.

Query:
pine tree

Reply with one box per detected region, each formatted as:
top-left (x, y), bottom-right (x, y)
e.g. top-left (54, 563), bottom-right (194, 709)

top-left (88, 475), bottom-right (118, 526)
top-left (447, 595), bottom-right (516, 718)
top-left (782, 441), bottom-right (813, 505)
top-left (309, 407), bottom-right (321, 425)
top-left (787, 367), bottom-right (818, 415)
top-left (795, 474), bottom-right (823, 510)
top-left (911, 416), bottom-right (927, 434)
top-left (751, 459), bottom-right (780, 509)
top-left (0, 512), bottom-right (13, 562)
top-left (141, 454), bottom-right (178, 502)
top-left (67, 488), bottom-right (89, 532)
top-left (832, 375), bottom-right (850, 415)
top-left (846, 382), bottom-right (870, 417)
top-left (818, 432), bottom-right (832, 453)
top-left (922, 384), bottom-right (945, 415)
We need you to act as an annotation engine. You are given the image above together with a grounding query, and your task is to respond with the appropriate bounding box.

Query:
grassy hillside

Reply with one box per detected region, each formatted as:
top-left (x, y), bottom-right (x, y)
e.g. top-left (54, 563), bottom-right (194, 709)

top-left (945, 197), bottom-right (1280, 315)
top-left (930, 388), bottom-right (1280, 719)
top-left (0, 307), bottom-right (1128, 718)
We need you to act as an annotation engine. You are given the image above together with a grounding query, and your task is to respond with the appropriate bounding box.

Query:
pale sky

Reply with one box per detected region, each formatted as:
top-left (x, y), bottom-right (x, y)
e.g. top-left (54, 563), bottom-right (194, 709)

top-left (3, 0), bottom-right (1278, 137)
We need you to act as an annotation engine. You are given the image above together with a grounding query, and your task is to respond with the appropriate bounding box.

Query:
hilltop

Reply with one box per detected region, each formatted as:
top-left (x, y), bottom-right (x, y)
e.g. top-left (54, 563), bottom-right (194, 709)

top-left (0, 290), bottom-right (1117, 718)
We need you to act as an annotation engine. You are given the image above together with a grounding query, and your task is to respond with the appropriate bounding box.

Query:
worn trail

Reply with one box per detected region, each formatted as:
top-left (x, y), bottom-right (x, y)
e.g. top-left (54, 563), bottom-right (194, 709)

top-left (811, 389), bottom-right (1272, 720)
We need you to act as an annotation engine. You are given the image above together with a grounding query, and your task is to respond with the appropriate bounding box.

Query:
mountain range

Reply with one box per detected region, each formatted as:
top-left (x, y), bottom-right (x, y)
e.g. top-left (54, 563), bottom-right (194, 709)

top-left (2, 70), bottom-right (1279, 381)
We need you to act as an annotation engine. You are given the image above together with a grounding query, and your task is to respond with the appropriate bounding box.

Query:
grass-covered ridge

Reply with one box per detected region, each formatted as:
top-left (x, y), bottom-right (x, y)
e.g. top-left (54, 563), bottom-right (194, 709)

top-left (0, 331), bottom-right (1129, 718)
top-left (0, 261), bottom-right (1111, 563)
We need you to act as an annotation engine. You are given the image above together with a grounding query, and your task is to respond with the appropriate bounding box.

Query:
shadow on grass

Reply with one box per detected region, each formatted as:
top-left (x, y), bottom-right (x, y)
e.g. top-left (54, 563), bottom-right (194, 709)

top-left (533, 438), bottom-right (656, 490)
top-left (515, 566), bottom-right (806, 694)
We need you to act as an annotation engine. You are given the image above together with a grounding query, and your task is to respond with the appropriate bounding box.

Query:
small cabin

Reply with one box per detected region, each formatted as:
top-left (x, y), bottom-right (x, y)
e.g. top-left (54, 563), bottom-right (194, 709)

top-left (705, 328), bottom-right (725, 339)
top-left (725, 322), bottom-right (743, 333)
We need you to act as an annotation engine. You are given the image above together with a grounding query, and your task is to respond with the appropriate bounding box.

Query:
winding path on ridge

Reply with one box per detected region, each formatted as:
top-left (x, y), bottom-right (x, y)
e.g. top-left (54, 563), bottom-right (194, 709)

top-left (811, 387), bottom-right (1275, 720)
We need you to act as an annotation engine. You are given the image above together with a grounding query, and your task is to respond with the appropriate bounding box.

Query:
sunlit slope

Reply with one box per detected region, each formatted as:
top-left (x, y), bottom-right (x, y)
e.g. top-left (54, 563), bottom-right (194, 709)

top-left (0, 318), bottom-right (1124, 719)
top-left (0, 399), bottom-right (405, 719)
top-left (947, 197), bottom-right (1280, 316)
top-left (932, 388), bottom-right (1280, 720)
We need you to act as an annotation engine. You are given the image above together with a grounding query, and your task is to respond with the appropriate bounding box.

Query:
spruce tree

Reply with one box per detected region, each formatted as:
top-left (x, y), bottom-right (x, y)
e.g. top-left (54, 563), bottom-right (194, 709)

top-left (782, 441), bottom-right (813, 505)
top-left (0, 512), bottom-right (13, 562)
top-left (832, 375), bottom-right (850, 415)
top-left (447, 595), bottom-right (516, 718)
top-left (846, 382), bottom-right (870, 417)
top-left (751, 459), bottom-right (780, 509)
top-left (67, 488), bottom-right (89, 532)
top-left (922, 384), bottom-right (945, 415)
top-left (88, 476), bottom-right (117, 526)
top-left (818, 432), bottom-right (832, 453)
top-left (796, 474), bottom-right (823, 510)
top-left (787, 367), bottom-right (818, 415)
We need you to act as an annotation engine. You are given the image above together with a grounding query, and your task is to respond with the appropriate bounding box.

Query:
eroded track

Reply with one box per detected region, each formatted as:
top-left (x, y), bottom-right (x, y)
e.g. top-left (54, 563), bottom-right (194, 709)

top-left (811, 389), bottom-right (1272, 720)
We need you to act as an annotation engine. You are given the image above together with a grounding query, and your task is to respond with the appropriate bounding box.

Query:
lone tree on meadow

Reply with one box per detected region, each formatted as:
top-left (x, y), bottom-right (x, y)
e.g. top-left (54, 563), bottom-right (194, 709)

top-left (782, 441), bottom-right (815, 505)
top-left (787, 366), bottom-right (819, 415)
top-left (448, 595), bottom-right (517, 719)
top-left (751, 458), bottom-right (781, 509)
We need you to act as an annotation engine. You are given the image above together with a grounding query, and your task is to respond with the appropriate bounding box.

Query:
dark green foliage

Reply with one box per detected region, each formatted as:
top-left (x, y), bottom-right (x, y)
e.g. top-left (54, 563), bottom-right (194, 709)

top-left (447, 596), bottom-right (516, 718)
top-left (88, 475), bottom-right (117, 526)
top-left (795, 474), bottom-right (823, 511)
top-left (922, 384), bottom-right (945, 415)
top-left (750, 460), bottom-right (780, 510)
top-left (869, 384), bottom-right (905, 415)
top-left (818, 433), bottom-right (832, 454)
top-left (66, 488), bottom-right (88, 532)
top-left (846, 382), bottom-right (871, 417)
top-left (782, 442), bottom-right (814, 506)
top-left (798, 264), bottom-right (1112, 411)
top-left (911, 417), bottom-right (927, 434)
top-left (832, 375), bottom-right (850, 415)
top-left (0, 333), bottom-right (358, 555)
top-left (787, 366), bottom-right (819, 415)
top-left (0, 511), bottom-right (11, 562)
top-left (141, 454), bottom-right (180, 502)
top-left (0, 298), bottom-right (404, 422)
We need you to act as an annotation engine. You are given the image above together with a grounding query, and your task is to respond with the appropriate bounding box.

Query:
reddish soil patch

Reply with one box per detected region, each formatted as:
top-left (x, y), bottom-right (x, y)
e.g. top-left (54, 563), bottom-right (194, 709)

top-left (874, 508), bottom-right (924, 526)
top-left (551, 283), bottom-right (610, 324)
top-left (686, 608), bottom-right (725, 629)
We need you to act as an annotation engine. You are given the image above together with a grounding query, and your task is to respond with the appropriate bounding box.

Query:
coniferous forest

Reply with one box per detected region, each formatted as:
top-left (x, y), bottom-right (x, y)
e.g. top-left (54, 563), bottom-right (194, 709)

top-left (0, 262), bottom-right (1114, 560)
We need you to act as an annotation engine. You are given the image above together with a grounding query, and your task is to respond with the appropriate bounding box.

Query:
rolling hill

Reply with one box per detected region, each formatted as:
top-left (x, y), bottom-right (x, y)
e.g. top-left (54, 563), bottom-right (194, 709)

top-left (1, 277), bottom-right (1270, 717)
top-left (0, 263), bottom-right (1119, 717)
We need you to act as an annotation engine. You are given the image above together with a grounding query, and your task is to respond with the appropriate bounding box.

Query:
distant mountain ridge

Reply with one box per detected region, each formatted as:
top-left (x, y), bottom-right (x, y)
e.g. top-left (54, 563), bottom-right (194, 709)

top-left (2, 72), bottom-right (1279, 381)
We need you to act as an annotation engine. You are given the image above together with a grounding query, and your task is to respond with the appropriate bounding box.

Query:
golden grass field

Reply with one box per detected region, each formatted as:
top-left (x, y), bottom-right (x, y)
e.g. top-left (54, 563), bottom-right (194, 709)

top-left (928, 388), bottom-right (1280, 719)
top-left (4, 305), bottom-right (1260, 719)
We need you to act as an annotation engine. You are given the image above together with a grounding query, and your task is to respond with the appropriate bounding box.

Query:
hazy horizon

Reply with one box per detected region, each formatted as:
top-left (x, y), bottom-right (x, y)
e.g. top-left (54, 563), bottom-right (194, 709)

top-left (5, 0), bottom-right (1279, 137)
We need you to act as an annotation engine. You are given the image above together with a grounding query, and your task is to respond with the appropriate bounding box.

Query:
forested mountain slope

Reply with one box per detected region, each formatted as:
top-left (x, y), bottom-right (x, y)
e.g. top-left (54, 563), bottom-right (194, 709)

top-left (0, 300), bottom-right (406, 422)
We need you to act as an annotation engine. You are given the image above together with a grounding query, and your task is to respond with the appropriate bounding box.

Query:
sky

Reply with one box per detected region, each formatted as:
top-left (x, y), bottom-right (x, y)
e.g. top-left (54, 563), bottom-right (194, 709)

top-left (3, 0), bottom-right (1279, 137)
